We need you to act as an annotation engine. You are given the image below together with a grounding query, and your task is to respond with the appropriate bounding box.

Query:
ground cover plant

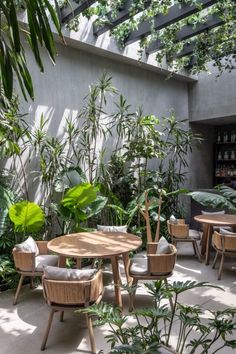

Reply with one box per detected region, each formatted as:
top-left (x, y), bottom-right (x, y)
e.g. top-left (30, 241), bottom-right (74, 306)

top-left (80, 280), bottom-right (236, 354)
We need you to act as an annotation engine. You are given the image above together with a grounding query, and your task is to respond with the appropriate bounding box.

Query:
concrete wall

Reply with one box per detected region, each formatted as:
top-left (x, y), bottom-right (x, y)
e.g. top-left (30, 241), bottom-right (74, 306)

top-left (189, 63), bottom-right (236, 123)
top-left (21, 40), bottom-right (189, 138)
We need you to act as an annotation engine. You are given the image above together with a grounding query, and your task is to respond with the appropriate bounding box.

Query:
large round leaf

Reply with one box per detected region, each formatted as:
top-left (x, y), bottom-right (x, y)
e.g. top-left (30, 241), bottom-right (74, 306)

top-left (61, 183), bottom-right (99, 210)
top-left (188, 191), bottom-right (236, 212)
top-left (9, 201), bottom-right (45, 233)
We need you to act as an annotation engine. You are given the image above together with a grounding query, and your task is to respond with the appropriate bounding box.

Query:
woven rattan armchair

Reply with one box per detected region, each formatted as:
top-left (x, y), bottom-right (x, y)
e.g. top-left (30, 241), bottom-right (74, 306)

top-left (212, 231), bottom-right (236, 280)
top-left (41, 269), bottom-right (104, 352)
top-left (12, 241), bottom-right (58, 305)
top-left (129, 243), bottom-right (177, 311)
top-left (167, 220), bottom-right (202, 262)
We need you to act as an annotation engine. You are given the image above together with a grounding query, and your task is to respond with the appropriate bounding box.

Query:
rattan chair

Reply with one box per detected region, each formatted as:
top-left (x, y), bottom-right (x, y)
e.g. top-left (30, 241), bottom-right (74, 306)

top-left (41, 270), bottom-right (104, 352)
top-left (212, 231), bottom-right (236, 280)
top-left (12, 241), bottom-right (58, 305)
top-left (167, 221), bottom-right (202, 262)
top-left (128, 243), bottom-right (177, 311)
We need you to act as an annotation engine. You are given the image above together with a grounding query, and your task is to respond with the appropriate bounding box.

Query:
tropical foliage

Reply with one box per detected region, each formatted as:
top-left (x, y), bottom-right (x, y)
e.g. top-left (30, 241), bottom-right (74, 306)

top-left (0, 0), bottom-right (63, 101)
top-left (79, 280), bottom-right (236, 353)
top-left (189, 185), bottom-right (236, 212)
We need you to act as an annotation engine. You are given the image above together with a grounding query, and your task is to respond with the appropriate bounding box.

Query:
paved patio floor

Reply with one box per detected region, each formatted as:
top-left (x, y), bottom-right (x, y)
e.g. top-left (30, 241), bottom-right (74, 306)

top-left (1, 243), bottom-right (236, 354)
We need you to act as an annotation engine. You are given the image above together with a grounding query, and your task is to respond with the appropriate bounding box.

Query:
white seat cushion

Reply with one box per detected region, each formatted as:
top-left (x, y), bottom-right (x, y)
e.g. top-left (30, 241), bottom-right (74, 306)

top-left (43, 265), bottom-right (97, 280)
top-left (189, 229), bottom-right (201, 239)
top-left (15, 236), bottom-right (39, 256)
top-left (130, 257), bottom-right (148, 275)
top-left (35, 255), bottom-right (58, 272)
top-left (97, 225), bottom-right (127, 232)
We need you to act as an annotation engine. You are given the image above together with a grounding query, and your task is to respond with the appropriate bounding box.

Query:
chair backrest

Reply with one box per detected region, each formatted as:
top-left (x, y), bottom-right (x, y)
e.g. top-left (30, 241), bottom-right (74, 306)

top-left (212, 231), bottom-right (236, 252)
top-left (12, 249), bottom-right (35, 272)
top-left (147, 243), bottom-right (177, 275)
top-left (42, 270), bottom-right (103, 306)
top-left (167, 221), bottom-right (189, 239)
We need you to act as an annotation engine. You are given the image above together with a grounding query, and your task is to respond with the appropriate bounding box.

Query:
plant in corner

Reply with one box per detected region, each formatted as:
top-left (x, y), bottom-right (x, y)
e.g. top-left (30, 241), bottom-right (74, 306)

top-left (80, 280), bottom-right (236, 354)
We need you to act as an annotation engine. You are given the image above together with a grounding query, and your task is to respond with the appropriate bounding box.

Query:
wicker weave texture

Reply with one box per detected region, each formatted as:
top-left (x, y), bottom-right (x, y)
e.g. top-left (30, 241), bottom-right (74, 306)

top-left (13, 249), bottom-right (35, 271)
top-left (43, 270), bottom-right (103, 305)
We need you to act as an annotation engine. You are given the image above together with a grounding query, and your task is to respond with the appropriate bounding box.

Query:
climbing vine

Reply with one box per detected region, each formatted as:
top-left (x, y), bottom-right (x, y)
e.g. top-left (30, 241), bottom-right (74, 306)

top-left (60, 0), bottom-right (236, 75)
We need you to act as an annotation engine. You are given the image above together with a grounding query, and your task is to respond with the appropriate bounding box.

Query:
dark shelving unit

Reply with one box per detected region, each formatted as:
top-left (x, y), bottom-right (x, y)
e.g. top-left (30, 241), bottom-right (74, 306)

top-left (215, 125), bottom-right (236, 186)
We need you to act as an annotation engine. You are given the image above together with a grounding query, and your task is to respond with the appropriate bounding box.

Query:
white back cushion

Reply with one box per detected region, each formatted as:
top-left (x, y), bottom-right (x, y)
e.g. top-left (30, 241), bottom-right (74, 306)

top-left (15, 236), bottom-right (39, 256)
top-left (97, 225), bottom-right (127, 233)
top-left (201, 210), bottom-right (225, 215)
top-left (156, 237), bottom-right (171, 254)
top-left (219, 228), bottom-right (236, 236)
top-left (44, 265), bottom-right (97, 281)
top-left (169, 215), bottom-right (178, 224)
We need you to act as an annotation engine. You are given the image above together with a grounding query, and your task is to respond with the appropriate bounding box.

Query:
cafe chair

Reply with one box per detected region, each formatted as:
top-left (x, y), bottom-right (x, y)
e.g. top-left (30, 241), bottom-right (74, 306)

top-left (128, 241), bottom-right (177, 311)
top-left (212, 230), bottom-right (236, 280)
top-left (12, 237), bottom-right (59, 305)
top-left (41, 268), bottom-right (104, 352)
top-left (167, 220), bottom-right (202, 263)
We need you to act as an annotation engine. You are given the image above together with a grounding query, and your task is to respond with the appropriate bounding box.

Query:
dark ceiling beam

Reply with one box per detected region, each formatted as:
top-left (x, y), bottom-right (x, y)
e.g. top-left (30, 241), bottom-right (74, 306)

top-left (124, 0), bottom-right (217, 46)
top-left (60, 0), bottom-right (96, 23)
top-left (146, 14), bottom-right (224, 55)
top-left (93, 0), bottom-right (151, 36)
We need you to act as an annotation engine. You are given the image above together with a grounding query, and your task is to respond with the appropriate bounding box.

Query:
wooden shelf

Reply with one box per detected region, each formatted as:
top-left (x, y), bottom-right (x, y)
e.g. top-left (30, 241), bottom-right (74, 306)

top-left (215, 176), bottom-right (236, 178)
top-left (216, 141), bottom-right (236, 145)
top-left (217, 159), bottom-right (236, 162)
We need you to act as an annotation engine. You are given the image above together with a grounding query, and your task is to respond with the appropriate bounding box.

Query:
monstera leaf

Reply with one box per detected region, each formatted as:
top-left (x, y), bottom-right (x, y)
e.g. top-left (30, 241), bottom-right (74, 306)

top-left (9, 201), bottom-right (45, 233)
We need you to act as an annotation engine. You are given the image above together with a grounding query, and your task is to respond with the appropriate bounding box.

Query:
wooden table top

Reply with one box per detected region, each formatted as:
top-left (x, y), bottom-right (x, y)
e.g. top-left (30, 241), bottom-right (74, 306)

top-left (47, 231), bottom-right (142, 258)
top-left (194, 214), bottom-right (236, 226)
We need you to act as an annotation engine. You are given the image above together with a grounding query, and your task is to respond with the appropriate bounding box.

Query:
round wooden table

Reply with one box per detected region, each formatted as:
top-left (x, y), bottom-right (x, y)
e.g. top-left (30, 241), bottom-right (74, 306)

top-left (194, 214), bottom-right (236, 265)
top-left (47, 231), bottom-right (142, 308)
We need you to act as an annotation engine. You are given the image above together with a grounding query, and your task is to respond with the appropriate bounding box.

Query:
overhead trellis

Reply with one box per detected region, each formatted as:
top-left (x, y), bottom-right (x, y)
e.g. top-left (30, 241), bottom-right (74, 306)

top-left (58, 0), bottom-right (236, 74)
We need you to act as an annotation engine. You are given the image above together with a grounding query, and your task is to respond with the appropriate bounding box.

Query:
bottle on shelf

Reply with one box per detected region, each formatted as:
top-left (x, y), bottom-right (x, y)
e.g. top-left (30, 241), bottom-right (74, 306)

top-left (224, 151), bottom-right (229, 160)
top-left (223, 131), bottom-right (228, 143)
top-left (217, 132), bottom-right (221, 143)
top-left (231, 150), bottom-right (235, 160)
top-left (231, 130), bottom-right (236, 142)
top-left (218, 151), bottom-right (222, 160)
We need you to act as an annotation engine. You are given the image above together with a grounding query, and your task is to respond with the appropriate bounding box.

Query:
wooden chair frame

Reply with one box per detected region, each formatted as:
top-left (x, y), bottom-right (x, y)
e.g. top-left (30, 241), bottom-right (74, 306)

top-left (129, 243), bottom-right (177, 311)
top-left (12, 241), bottom-right (56, 305)
top-left (167, 221), bottom-right (202, 263)
top-left (41, 270), bottom-right (104, 352)
top-left (212, 231), bottom-right (236, 280)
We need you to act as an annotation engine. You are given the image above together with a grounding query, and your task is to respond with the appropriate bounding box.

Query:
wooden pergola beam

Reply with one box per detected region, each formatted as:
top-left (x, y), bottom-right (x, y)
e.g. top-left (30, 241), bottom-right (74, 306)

top-left (93, 0), bottom-right (151, 36)
top-left (146, 14), bottom-right (224, 55)
top-left (60, 0), bottom-right (96, 23)
top-left (124, 0), bottom-right (217, 46)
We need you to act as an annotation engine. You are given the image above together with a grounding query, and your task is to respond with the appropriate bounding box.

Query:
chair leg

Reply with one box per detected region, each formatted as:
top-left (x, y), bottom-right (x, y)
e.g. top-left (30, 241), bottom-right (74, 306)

top-left (13, 274), bottom-right (24, 305)
top-left (129, 278), bottom-right (138, 312)
top-left (85, 314), bottom-right (96, 354)
top-left (30, 277), bottom-right (34, 289)
top-left (193, 240), bottom-right (202, 263)
top-left (41, 309), bottom-right (55, 351)
top-left (60, 311), bottom-right (64, 322)
top-left (164, 279), bottom-right (173, 311)
top-left (212, 252), bottom-right (219, 269)
top-left (218, 254), bottom-right (225, 281)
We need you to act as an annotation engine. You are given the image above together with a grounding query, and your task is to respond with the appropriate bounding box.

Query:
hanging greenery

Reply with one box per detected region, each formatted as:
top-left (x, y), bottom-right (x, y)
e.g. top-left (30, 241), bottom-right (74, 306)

top-left (61, 0), bottom-right (236, 75)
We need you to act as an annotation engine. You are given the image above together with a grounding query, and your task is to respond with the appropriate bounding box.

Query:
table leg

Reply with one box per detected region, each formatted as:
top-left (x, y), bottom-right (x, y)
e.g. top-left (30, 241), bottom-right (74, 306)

top-left (205, 225), bottom-right (213, 266)
top-left (59, 256), bottom-right (66, 267)
top-left (201, 224), bottom-right (208, 256)
top-left (122, 253), bottom-right (132, 286)
top-left (111, 256), bottom-right (122, 309)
